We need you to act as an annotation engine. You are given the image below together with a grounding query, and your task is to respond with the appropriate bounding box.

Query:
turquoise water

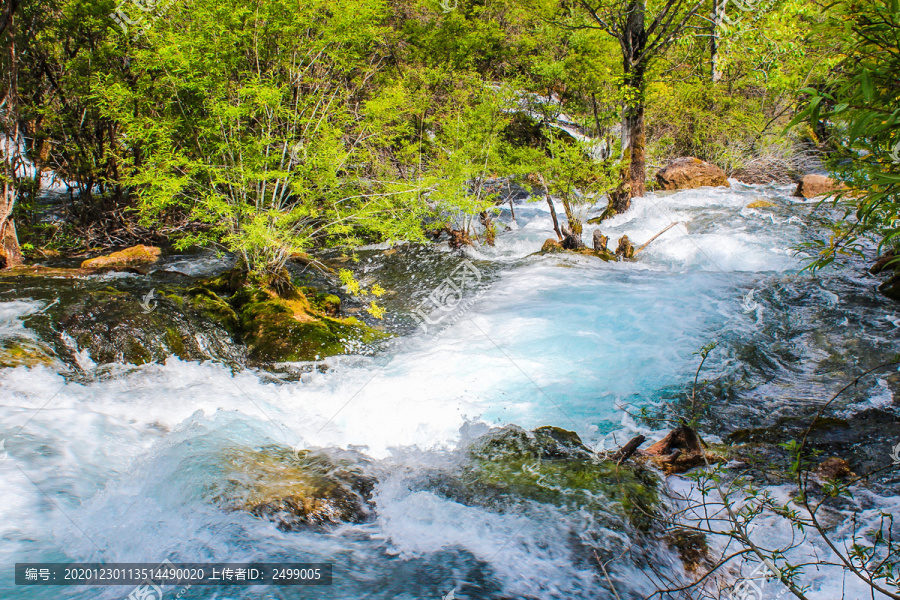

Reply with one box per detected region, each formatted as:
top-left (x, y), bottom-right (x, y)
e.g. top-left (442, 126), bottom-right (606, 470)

top-left (1, 183), bottom-right (898, 599)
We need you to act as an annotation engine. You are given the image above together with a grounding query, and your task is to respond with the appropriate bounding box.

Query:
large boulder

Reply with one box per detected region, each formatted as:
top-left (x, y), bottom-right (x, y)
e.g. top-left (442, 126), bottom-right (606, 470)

top-left (0, 267), bottom-right (382, 367)
top-left (655, 158), bottom-right (730, 190)
top-left (81, 245), bottom-right (162, 270)
top-left (52, 286), bottom-right (243, 365)
top-left (793, 174), bottom-right (845, 199)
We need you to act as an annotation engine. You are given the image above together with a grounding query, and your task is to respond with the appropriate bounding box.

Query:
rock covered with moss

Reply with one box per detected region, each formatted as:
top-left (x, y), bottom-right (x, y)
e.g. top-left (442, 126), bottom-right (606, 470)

top-left (210, 446), bottom-right (375, 530)
top-left (52, 285), bottom-right (243, 365)
top-left (0, 339), bottom-right (57, 368)
top-left (0, 266), bottom-right (387, 368)
top-left (432, 425), bottom-right (660, 531)
top-left (80, 245), bottom-right (162, 271)
top-left (198, 269), bottom-right (389, 363)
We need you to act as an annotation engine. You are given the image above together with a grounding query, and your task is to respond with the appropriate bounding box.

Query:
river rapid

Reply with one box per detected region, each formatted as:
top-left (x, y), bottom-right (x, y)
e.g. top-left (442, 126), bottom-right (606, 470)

top-left (1, 182), bottom-right (899, 599)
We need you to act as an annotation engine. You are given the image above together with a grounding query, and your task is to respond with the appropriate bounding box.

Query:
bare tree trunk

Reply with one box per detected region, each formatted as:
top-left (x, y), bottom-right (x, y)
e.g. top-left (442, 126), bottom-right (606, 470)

top-left (0, 0), bottom-right (23, 268)
top-left (538, 173), bottom-right (563, 240)
top-left (710, 0), bottom-right (726, 82)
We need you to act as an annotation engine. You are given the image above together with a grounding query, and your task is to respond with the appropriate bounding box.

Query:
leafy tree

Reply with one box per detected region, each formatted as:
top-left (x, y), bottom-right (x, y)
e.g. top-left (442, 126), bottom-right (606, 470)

top-left (97, 0), bottom-right (430, 274)
top-left (534, 0), bottom-right (705, 212)
top-left (792, 0), bottom-right (900, 270)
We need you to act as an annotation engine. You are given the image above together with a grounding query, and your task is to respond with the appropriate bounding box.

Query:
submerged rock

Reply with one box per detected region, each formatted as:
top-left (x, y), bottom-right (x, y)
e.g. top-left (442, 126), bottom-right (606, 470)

top-left (814, 456), bottom-right (854, 481)
top-left (432, 425), bottom-right (660, 531)
top-left (80, 245), bottom-right (162, 271)
top-left (655, 158), bottom-right (730, 190)
top-left (664, 528), bottom-right (709, 573)
top-left (0, 265), bottom-right (100, 278)
top-left (746, 199), bottom-right (776, 209)
top-left (212, 446), bottom-right (375, 530)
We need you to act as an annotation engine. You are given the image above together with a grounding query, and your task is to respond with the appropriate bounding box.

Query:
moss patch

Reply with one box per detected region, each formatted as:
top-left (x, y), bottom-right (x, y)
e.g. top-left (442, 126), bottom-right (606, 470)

top-left (0, 340), bottom-right (56, 368)
top-left (233, 284), bottom-right (387, 362)
top-left (437, 426), bottom-right (660, 531)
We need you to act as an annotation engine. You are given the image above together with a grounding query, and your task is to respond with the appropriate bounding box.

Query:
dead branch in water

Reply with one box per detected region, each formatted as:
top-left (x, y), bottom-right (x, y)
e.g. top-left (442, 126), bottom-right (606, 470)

top-left (634, 222), bottom-right (679, 255)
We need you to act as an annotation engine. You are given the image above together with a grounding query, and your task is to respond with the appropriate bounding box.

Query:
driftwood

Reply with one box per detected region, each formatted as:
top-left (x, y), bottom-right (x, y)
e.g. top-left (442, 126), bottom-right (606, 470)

top-left (612, 434), bottom-right (645, 463)
top-left (634, 222), bottom-right (679, 255)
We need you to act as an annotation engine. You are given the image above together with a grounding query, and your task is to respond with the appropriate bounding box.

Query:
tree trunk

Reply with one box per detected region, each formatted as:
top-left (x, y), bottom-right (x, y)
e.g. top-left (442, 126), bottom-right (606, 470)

top-left (624, 97), bottom-right (646, 198)
top-left (710, 0), bottom-right (726, 82)
top-left (0, 1), bottom-right (23, 268)
top-left (538, 173), bottom-right (563, 240)
top-left (0, 219), bottom-right (22, 267)
top-left (611, 0), bottom-right (648, 210)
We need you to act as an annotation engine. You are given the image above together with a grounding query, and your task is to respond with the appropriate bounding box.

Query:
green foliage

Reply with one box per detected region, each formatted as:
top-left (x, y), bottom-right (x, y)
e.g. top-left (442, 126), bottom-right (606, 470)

top-left (93, 0), bottom-right (434, 274)
top-left (539, 133), bottom-right (621, 233)
top-left (4, 0), bottom-right (854, 270)
top-left (792, 0), bottom-right (900, 271)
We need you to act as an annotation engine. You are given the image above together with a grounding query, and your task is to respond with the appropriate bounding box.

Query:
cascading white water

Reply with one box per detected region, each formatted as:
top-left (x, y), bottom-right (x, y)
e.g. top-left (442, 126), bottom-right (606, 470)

top-left (1, 182), bottom-right (897, 599)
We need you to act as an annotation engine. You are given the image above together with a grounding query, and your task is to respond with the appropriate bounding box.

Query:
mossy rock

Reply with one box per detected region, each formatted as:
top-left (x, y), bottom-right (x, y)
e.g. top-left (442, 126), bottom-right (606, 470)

top-left (233, 284), bottom-right (387, 362)
top-left (4, 265), bottom-right (385, 367)
top-left (0, 340), bottom-right (56, 368)
top-left (80, 245), bottom-right (161, 270)
top-left (575, 247), bottom-right (618, 262)
top-left (183, 286), bottom-right (240, 334)
top-left (303, 289), bottom-right (341, 317)
top-left (52, 285), bottom-right (243, 365)
top-left (211, 446), bottom-right (375, 530)
top-left (540, 238), bottom-right (565, 253)
top-left (437, 426), bottom-right (660, 532)
top-left (746, 199), bottom-right (776, 209)
top-left (0, 265), bottom-right (100, 278)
